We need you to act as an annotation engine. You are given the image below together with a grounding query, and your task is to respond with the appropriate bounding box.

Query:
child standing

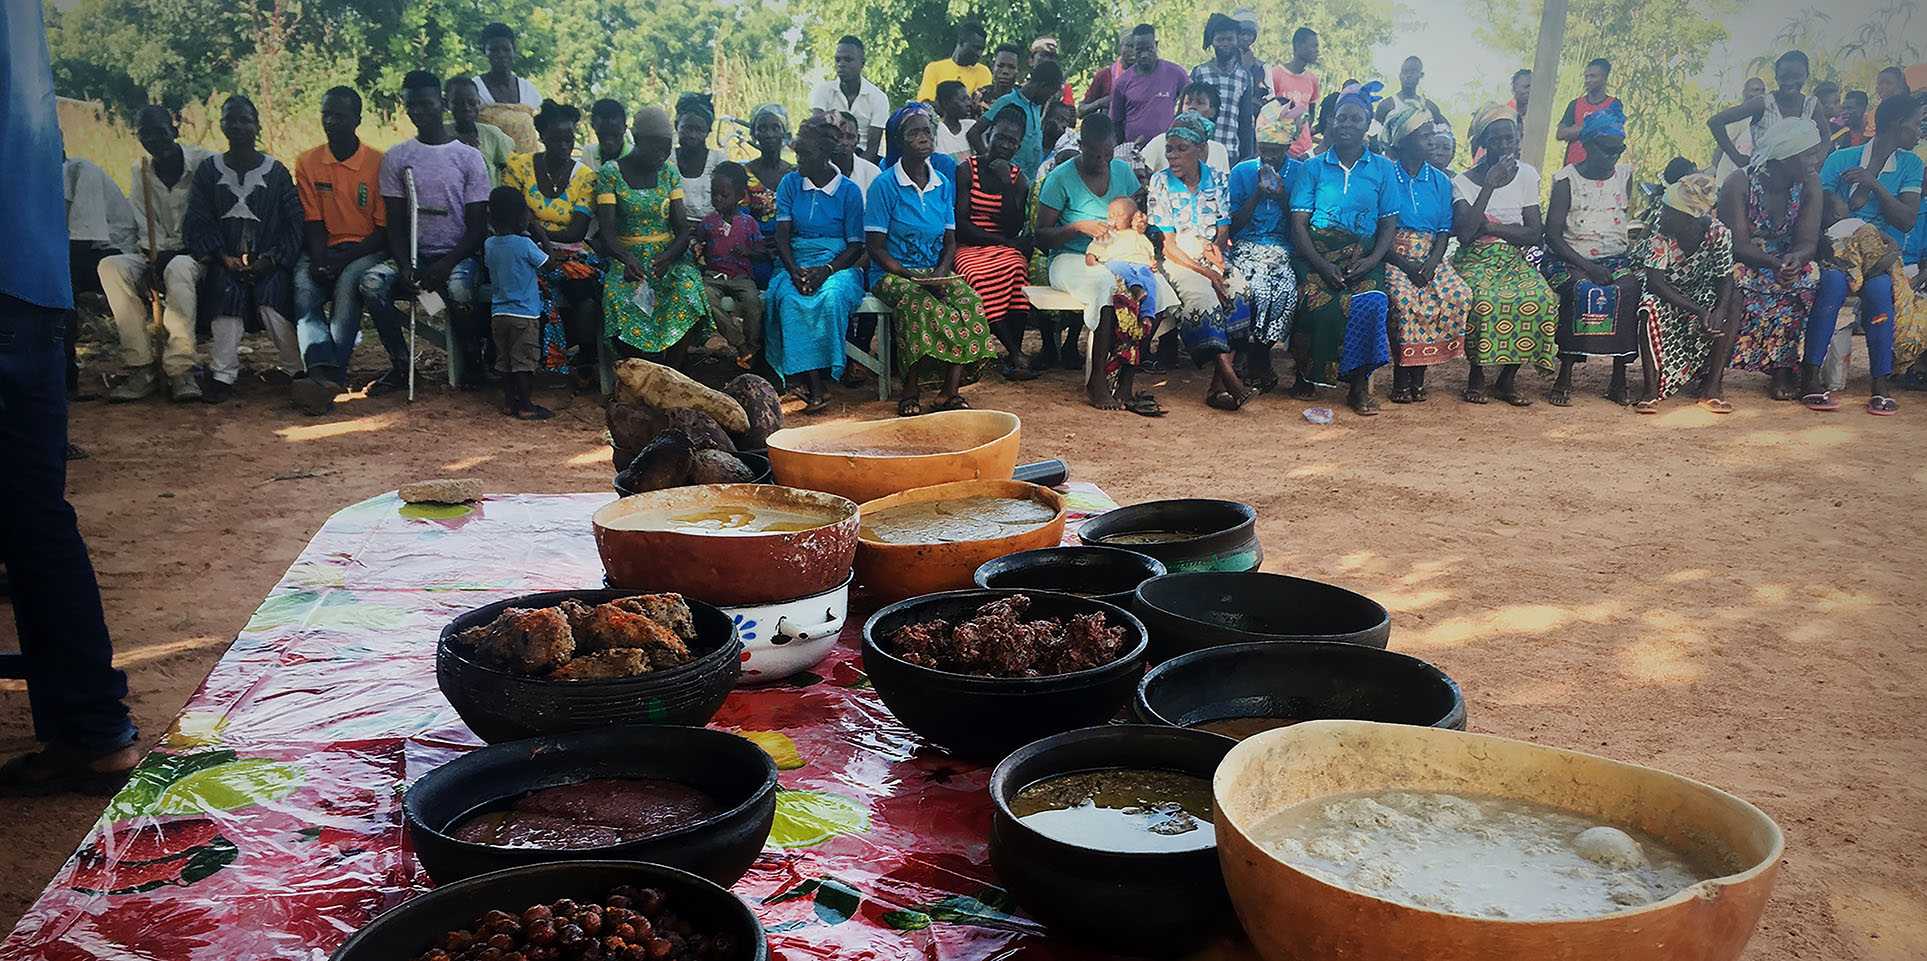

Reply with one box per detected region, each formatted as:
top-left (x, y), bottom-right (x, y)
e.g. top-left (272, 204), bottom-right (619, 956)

top-left (697, 162), bottom-right (765, 368)
top-left (484, 185), bottom-right (553, 419)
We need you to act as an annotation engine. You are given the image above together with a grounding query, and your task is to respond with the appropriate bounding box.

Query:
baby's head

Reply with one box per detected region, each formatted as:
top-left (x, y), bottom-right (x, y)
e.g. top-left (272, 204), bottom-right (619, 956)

top-left (1107, 196), bottom-right (1139, 231)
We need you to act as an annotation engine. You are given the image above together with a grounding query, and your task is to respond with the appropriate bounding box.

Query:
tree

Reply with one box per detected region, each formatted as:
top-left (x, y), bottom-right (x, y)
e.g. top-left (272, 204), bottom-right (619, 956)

top-left (1754, 3), bottom-right (1922, 94)
top-left (796, 0), bottom-right (1118, 105)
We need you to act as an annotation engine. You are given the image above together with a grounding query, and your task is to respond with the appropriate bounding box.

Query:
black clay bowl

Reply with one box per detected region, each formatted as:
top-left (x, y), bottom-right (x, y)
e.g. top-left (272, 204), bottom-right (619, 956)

top-left (438, 590), bottom-right (741, 743)
top-left (861, 590), bottom-right (1149, 760)
top-left (328, 860), bottom-right (766, 961)
top-left (613, 451), bottom-right (773, 495)
top-left (989, 725), bottom-right (1234, 956)
top-left (1076, 499), bottom-right (1262, 573)
top-left (1134, 641), bottom-right (1466, 738)
top-left (404, 725), bottom-right (779, 886)
top-left (973, 546), bottom-right (1168, 606)
top-left (1134, 572), bottom-right (1390, 663)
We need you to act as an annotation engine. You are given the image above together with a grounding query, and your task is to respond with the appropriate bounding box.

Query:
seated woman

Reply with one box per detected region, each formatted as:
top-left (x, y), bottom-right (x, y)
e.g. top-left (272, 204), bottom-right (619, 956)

top-left (1152, 113), bottom-right (1247, 411)
top-left (765, 118), bottom-right (867, 412)
top-left (595, 106), bottom-right (709, 369)
top-left (954, 108), bottom-right (1039, 381)
top-left (1719, 117), bottom-right (1822, 402)
top-left (502, 100), bottom-right (602, 388)
top-left (1635, 172), bottom-right (1739, 412)
top-left (182, 95), bottom-right (303, 403)
top-left (1383, 102), bottom-right (1473, 404)
top-left (865, 105), bottom-right (998, 416)
top-left (1452, 104), bottom-right (1559, 407)
top-left (1227, 101), bottom-right (1305, 395)
top-left (1289, 93), bottom-right (1398, 415)
top-left (673, 93), bottom-right (724, 224)
top-left (745, 104), bottom-right (795, 289)
top-left (1544, 109), bottom-right (1642, 406)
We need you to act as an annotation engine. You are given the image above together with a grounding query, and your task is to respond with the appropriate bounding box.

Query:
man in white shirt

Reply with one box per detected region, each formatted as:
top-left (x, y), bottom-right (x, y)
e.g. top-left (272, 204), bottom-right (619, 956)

top-left (64, 154), bottom-right (136, 398)
top-left (809, 36), bottom-right (890, 161)
top-left (831, 110), bottom-right (882, 190)
top-left (99, 106), bottom-right (213, 402)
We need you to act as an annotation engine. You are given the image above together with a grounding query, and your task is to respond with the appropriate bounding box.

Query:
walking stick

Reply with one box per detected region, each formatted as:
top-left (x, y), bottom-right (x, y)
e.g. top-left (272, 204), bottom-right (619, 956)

top-left (140, 158), bottom-right (163, 340)
top-left (404, 167), bottom-right (419, 402)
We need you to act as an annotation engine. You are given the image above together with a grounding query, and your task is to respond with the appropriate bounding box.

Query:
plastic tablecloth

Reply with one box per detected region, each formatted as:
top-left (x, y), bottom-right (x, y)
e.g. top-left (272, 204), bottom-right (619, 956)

top-left (1, 486), bottom-right (1134, 961)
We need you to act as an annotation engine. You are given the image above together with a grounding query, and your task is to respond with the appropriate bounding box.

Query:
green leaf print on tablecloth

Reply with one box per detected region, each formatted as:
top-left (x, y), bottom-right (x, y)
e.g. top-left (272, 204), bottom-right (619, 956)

top-left (107, 750), bottom-right (304, 821)
top-left (241, 589), bottom-right (414, 634)
top-left (768, 790), bottom-right (870, 849)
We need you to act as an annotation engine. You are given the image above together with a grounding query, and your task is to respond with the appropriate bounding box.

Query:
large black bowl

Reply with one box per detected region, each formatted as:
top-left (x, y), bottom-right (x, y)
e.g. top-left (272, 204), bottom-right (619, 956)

top-left (989, 725), bottom-right (1234, 956)
top-left (973, 546), bottom-right (1168, 607)
top-left (1134, 572), bottom-right (1390, 663)
top-left (1134, 641), bottom-right (1465, 738)
top-left (328, 861), bottom-right (767, 961)
top-left (404, 726), bottom-right (779, 886)
top-left (613, 450), bottom-right (773, 495)
top-left (1075, 499), bottom-right (1261, 573)
top-left (861, 590), bottom-right (1149, 760)
top-left (438, 590), bottom-right (742, 743)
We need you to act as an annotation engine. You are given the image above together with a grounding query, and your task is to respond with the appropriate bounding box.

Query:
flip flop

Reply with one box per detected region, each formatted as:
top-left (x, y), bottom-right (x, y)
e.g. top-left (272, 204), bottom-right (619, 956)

top-left (897, 397), bottom-right (923, 417)
top-left (803, 395), bottom-right (832, 414)
top-left (1867, 395), bottom-right (1899, 416)
top-left (1349, 397), bottom-right (1381, 417)
top-left (936, 395), bottom-right (973, 412)
top-left (1127, 396), bottom-right (1168, 417)
top-left (1206, 390), bottom-right (1241, 411)
top-left (1389, 387), bottom-right (1416, 404)
top-left (1699, 398), bottom-right (1735, 414)
top-left (1801, 392), bottom-right (1839, 412)
top-left (1633, 399), bottom-right (1661, 414)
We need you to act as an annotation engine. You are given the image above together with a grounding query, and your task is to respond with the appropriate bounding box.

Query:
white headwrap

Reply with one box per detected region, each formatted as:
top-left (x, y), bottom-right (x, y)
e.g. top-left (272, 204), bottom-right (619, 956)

top-left (1748, 117), bottom-right (1821, 171)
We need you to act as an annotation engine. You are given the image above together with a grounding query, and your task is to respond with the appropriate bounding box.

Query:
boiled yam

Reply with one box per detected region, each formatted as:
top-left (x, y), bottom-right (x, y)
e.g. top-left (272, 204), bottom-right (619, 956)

top-left (399, 478), bottom-right (484, 504)
top-left (613, 359), bottom-right (748, 434)
top-left (722, 374), bottom-right (784, 449)
top-left (614, 432), bottom-right (693, 494)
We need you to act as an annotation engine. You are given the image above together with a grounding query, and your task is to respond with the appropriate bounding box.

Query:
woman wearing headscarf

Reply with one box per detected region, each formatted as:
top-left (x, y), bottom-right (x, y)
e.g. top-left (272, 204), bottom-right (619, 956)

top-left (1427, 125), bottom-right (1458, 178)
top-left (866, 105), bottom-right (998, 415)
top-left (1152, 112), bottom-right (1247, 410)
top-left (1717, 116), bottom-right (1821, 400)
top-left (954, 107), bottom-right (1037, 380)
top-left (1635, 172), bottom-right (1738, 412)
top-left (1452, 103), bottom-right (1558, 406)
top-left (1225, 100), bottom-right (1302, 393)
top-left (765, 117), bottom-right (867, 411)
top-left (596, 106), bottom-right (710, 367)
top-left (1544, 107), bottom-right (1641, 406)
top-left (1383, 101), bottom-right (1473, 403)
top-left (503, 100), bottom-right (603, 385)
top-left (673, 93), bottom-right (724, 224)
top-left (1289, 92), bottom-right (1398, 415)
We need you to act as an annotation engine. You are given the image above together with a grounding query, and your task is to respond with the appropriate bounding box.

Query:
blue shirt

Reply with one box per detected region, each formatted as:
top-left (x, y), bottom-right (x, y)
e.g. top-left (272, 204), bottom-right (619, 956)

top-left (1227, 157), bottom-right (1301, 246)
top-left (484, 234), bottom-right (548, 318)
top-left (1291, 149), bottom-right (1400, 238)
top-left (1391, 161), bottom-right (1456, 234)
top-left (985, 90), bottom-right (1046, 179)
top-left (1038, 159), bottom-right (1142, 256)
top-left (1820, 143), bottom-right (1925, 246)
top-left (1907, 191), bottom-right (1927, 262)
top-left (864, 161), bottom-right (956, 272)
top-left (2, 0), bottom-right (72, 310)
top-left (775, 170), bottom-right (865, 245)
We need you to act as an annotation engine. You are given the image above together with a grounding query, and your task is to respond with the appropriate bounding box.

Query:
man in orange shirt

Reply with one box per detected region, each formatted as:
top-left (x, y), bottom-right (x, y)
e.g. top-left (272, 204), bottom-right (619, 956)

top-left (291, 86), bottom-right (399, 414)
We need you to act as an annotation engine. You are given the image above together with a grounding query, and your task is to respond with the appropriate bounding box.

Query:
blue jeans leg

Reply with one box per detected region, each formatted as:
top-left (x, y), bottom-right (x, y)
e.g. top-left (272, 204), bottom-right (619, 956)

top-left (0, 306), bottom-right (134, 752)
top-left (1859, 273), bottom-right (1896, 380)
top-left (1804, 268), bottom-right (1850, 368)
top-left (333, 253), bottom-right (399, 369)
top-left (293, 256), bottom-right (336, 372)
top-left (358, 260), bottom-right (410, 373)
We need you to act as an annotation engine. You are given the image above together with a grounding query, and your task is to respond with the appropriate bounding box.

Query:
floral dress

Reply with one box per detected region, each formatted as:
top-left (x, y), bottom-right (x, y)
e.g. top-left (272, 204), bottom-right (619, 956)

top-left (1639, 218), bottom-right (1734, 398)
top-left (1728, 171), bottom-right (1817, 373)
top-left (1148, 164), bottom-right (1233, 362)
top-left (503, 152), bottom-right (603, 369)
top-left (595, 162), bottom-right (709, 353)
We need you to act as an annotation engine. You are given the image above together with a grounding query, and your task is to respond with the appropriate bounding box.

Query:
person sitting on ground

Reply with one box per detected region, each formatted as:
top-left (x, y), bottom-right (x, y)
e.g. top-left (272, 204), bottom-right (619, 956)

top-left (1556, 59), bottom-right (1622, 166)
top-left (101, 106), bottom-right (214, 403)
top-left (811, 36), bottom-right (890, 161)
top-left (483, 184), bottom-right (552, 419)
top-left (1085, 196), bottom-right (1160, 318)
top-left (446, 76), bottom-right (515, 186)
top-left (978, 43), bottom-right (1024, 115)
top-left (1544, 107), bottom-right (1642, 407)
top-left (1634, 172), bottom-right (1739, 412)
top-left (697, 162), bottom-right (765, 369)
top-left (182, 95), bottom-right (304, 404)
top-left (503, 100), bottom-right (603, 390)
top-left (364, 70), bottom-right (494, 393)
top-left (954, 108), bottom-right (1038, 382)
top-left (581, 98), bottom-right (633, 168)
top-left (933, 81), bottom-right (977, 161)
top-left (764, 117), bottom-right (867, 412)
top-left (291, 86), bottom-right (399, 415)
top-left (918, 20), bottom-right (992, 105)
top-left (671, 93), bottom-right (723, 224)
top-left (1717, 117), bottom-right (1823, 402)
top-left (597, 106), bottom-right (709, 369)
top-left (473, 21), bottom-right (542, 151)
top-left (1452, 103), bottom-right (1560, 407)
top-left (1140, 82), bottom-right (1232, 175)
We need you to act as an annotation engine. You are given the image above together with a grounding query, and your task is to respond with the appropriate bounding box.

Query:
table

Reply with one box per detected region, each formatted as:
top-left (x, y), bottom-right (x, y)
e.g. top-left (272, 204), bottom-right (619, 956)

top-left (1, 486), bottom-right (1140, 961)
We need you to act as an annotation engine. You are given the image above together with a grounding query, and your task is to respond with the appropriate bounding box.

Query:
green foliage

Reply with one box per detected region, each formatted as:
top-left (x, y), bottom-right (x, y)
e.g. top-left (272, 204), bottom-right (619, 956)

top-left (1755, 3), bottom-right (1922, 94)
top-left (1128, 0), bottom-right (1399, 96)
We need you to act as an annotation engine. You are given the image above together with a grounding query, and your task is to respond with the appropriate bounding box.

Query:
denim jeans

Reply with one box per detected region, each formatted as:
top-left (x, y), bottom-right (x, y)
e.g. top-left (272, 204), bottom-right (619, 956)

top-left (0, 296), bottom-right (135, 752)
top-left (294, 251), bottom-right (403, 372)
top-left (1806, 268), bottom-right (1896, 380)
top-left (358, 256), bottom-right (483, 368)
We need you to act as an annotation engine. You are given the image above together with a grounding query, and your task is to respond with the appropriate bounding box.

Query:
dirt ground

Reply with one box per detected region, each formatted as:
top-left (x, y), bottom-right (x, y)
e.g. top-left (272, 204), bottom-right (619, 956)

top-left (1, 327), bottom-right (1922, 960)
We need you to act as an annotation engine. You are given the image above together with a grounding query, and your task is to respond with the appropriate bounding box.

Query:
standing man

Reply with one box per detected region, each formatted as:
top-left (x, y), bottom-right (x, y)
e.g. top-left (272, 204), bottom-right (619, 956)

top-left (1377, 56), bottom-right (1447, 127)
top-left (1028, 37), bottom-right (1077, 105)
top-left (810, 36), bottom-right (890, 161)
top-left (0, 0), bottom-right (138, 795)
top-left (1233, 8), bottom-right (1268, 160)
top-left (978, 44), bottom-right (1026, 113)
top-left (976, 60), bottom-right (1066, 176)
top-left (1191, 13), bottom-right (1254, 163)
top-left (1508, 68), bottom-right (1532, 115)
top-left (1272, 27), bottom-right (1321, 158)
top-left (918, 20), bottom-right (992, 104)
top-left (1111, 24), bottom-right (1189, 149)
top-left (1080, 27), bottom-right (1136, 119)
top-left (290, 86), bottom-right (401, 415)
top-left (360, 70), bottom-right (492, 392)
top-left (98, 106), bottom-right (213, 402)
top-left (1557, 59), bottom-right (1623, 166)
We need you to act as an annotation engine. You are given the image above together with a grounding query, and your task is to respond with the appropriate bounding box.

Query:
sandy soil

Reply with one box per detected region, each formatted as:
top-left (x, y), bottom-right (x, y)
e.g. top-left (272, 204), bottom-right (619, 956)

top-left (1, 330), bottom-right (1922, 960)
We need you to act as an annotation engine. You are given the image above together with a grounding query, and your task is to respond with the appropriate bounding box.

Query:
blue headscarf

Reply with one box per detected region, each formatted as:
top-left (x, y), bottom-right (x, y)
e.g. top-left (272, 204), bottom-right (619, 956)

top-left (1168, 111), bottom-right (1216, 145)
top-left (1580, 101), bottom-right (1627, 141)
top-left (1335, 80), bottom-right (1385, 117)
top-left (883, 102), bottom-right (957, 180)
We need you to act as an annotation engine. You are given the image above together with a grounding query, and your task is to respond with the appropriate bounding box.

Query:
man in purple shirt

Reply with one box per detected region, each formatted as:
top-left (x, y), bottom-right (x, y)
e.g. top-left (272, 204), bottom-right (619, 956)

top-left (358, 70), bottom-right (492, 392)
top-left (1111, 24), bottom-right (1190, 147)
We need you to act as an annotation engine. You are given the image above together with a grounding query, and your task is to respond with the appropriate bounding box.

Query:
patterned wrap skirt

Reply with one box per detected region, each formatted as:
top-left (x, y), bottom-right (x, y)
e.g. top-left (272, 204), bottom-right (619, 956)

top-left (1385, 229), bottom-right (1471, 367)
top-left (1170, 258), bottom-right (1237, 364)
top-left (537, 246), bottom-right (605, 372)
top-left (1293, 226), bottom-right (1393, 385)
top-left (602, 234), bottom-right (709, 354)
top-left (1728, 261), bottom-right (1816, 372)
top-left (1453, 238), bottom-right (1559, 369)
top-left (1228, 241), bottom-right (1299, 344)
top-left (873, 271), bottom-right (999, 378)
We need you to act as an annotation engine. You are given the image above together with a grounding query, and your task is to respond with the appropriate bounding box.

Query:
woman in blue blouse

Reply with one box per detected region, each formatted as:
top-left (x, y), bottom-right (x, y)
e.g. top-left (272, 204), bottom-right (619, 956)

top-left (1288, 93), bottom-right (1398, 415)
top-left (764, 118), bottom-right (867, 413)
top-left (1226, 101), bottom-right (1303, 394)
top-left (1383, 103), bottom-right (1474, 404)
top-left (1151, 113), bottom-right (1247, 410)
top-left (866, 105), bottom-right (997, 416)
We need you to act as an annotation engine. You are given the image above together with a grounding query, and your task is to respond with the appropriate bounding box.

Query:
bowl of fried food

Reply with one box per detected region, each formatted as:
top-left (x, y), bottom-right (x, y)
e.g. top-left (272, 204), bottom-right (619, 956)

top-left (437, 590), bottom-right (742, 743)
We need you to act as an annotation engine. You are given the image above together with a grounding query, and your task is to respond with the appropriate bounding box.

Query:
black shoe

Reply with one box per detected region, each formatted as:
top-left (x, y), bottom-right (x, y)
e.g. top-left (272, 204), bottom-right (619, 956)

top-left (259, 368), bottom-right (295, 387)
top-left (291, 371), bottom-right (341, 415)
top-left (201, 377), bottom-right (234, 404)
top-left (0, 747), bottom-right (137, 797)
top-left (365, 368), bottom-right (409, 397)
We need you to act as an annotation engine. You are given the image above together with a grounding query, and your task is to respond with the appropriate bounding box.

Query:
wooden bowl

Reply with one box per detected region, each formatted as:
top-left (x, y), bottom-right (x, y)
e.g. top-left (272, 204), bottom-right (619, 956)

top-left (592, 484), bottom-right (858, 605)
top-left (1214, 721), bottom-right (1783, 961)
top-left (855, 480), bottom-right (1066, 603)
top-left (766, 409), bottom-right (1021, 503)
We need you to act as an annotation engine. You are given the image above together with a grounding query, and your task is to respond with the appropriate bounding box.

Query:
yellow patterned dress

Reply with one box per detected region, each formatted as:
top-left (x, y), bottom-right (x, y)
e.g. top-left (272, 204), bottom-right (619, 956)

top-left (596, 162), bottom-right (708, 353)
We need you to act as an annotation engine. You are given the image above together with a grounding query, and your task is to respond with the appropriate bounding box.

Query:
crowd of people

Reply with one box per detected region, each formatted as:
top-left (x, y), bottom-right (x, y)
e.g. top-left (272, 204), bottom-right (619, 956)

top-left (58, 17), bottom-right (1927, 421)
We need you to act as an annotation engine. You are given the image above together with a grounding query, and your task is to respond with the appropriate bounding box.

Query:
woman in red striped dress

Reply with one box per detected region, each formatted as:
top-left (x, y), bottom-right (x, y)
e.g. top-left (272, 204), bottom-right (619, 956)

top-left (954, 110), bottom-right (1040, 380)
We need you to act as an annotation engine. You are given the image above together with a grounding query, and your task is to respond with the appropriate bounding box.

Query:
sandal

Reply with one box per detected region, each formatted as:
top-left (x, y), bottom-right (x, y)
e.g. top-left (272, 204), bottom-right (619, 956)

top-left (1867, 395), bottom-right (1899, 416)
top-left (1633, 399), bottom-right (1661, 414)
top-left (1000, 362), bottom-right (1041, 382)
top-left (1288, 378), bottom-right (1317, 400)
top-left (1250, 374), bottom-right (1281, 394)
top-left (1126, 395), bottom-right (1168, 418)
top-left (897, 396), bottom-right (923, 417)
top-left (1461, 387), bottom-right (1489, 405)
top-left (509, 403), bottom-right (554, 421)
top-left (1412, 385), bottom-right (1429, 403)
top-left (936, 395), bottom-right (972, 412)
top-left (1700, 397), bottom-right (1735, 414)
top-left (1548, 387), bottom-right (1573, 407)
top-left (1206, 390), bottom-right (1241, 411)
top-left (1349, 396), bottom-right (1381, 417)
top-left (1389, 387), bottom-right (1416, 404)
top-left (0, 747), bottom-right (136, 797)
top-left (803, 392), bottom-right (832, 415)
top-left (1801, 392), bottom-right (1839, 412)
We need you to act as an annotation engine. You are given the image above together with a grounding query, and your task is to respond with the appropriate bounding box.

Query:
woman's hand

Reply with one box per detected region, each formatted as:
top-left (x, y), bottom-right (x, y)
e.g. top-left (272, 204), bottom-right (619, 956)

top-left (222, 255), bottom-right (250, 275)
top-left (1486, 156), bottom-right (1519, 189)
top-left (622, 257), bottom-right (648, 282)
top-left (648, 253), bottom-right (673, 277)
top-left (1078, 220), bottom-right (1114, 242)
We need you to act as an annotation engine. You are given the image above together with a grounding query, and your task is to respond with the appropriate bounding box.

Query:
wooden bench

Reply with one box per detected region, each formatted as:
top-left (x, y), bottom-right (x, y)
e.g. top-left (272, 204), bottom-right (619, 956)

top-left (1021, 285), bottom-right (1088, 315)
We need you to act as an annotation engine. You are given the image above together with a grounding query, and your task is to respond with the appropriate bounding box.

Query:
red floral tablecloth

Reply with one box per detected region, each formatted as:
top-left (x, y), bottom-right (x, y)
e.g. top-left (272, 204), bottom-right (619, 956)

top-left (1, 486), bottom-right (1135, 961)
